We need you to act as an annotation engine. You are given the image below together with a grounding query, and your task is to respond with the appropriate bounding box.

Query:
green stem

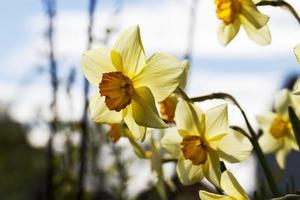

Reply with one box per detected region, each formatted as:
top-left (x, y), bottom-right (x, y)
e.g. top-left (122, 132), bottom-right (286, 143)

top-left (191, 93), bottom-right (279, 197)
top-left (257, 0), bottom-right (300, 25)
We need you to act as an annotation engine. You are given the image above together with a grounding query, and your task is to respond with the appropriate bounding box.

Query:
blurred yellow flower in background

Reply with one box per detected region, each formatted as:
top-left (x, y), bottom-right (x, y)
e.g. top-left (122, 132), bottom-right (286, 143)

top-left (215, 0), bottom-right (271, 46)
top-left (257, 89), bottom-right (299, 169)
top-left (199, 170), bottom-right (249, 200)
top-left (81, 25), bottom-right (184, 141)
top-left (161, 100), bottom-right (252, 187)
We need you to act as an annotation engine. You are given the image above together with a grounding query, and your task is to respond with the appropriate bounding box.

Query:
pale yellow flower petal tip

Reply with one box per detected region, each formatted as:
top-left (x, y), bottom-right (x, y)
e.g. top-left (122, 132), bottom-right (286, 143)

top-left (293, 43), bottom-right (300, 64)
top-left (199, 170), bottom-right (249, 200)
top-left (215, 0), bottom-right (271, 46)
top-left (81, 25), bottom-right (185, 141)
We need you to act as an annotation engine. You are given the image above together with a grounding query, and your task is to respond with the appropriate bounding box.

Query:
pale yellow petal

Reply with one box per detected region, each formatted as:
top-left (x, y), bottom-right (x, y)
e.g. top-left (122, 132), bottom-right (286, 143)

top-left (221, 171), bottom-right (248, 200)
top-left (240, 3), bottom-right (269, 29)
top-left (275, 89), bottom-right (291, 117)
top-left (175, 99), bottom-right (203, 136)
top-left (160, 129), bottom-right (182, 159)
top-left (256, 112), bottom-right (276, 133)
top-left (239, 15), bottom-right (271, 45)
top-left (275, 147), bottom-right (290, 169)
top-left (176, 158), bottom-right (204, 185)
top-left (203, 150), bottom-right (221, 187)
top-left (89, 93), bottom-right (122, 123)
top-left (294, 43), bottom-right (300, 64)
top-left (113, 25), bottom-right (145, 77)
top-left (217, 20), bottom-right (240, 46)
top-left (133, 53), bottom-right (184, 101)
top-left (132, 86), bottom-right (168, 129)
top-left (124, 106), bottom-right (146, 141)
top-left (258, 131), bottom-right (282, 154)
top-left (212, 129), bottom-right (252, 163)
top-left (199, 191), bottom-right (233, 200)
top-left (81, 47), bottom-right (118, 86)
top-left (205, 104), bottom-right (229, 140)
top-left (179, 59), bottom-right (190, 89)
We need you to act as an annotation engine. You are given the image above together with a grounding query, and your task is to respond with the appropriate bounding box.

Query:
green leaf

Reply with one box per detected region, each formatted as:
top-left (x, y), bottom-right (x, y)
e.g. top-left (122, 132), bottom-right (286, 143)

top-left (288, 106), bottom-right (300, 150)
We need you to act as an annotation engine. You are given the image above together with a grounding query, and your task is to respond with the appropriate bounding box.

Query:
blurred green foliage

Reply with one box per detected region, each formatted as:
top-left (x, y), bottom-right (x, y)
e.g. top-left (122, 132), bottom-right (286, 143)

top-left (0, 111), bottom-right (46, 200)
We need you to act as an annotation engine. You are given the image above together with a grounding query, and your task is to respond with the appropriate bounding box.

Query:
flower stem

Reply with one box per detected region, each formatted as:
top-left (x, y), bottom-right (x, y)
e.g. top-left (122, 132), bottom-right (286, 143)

top-left (257, 0), bottom-right (300, 26)
top-left (191, 92), bottom-right (279, 197)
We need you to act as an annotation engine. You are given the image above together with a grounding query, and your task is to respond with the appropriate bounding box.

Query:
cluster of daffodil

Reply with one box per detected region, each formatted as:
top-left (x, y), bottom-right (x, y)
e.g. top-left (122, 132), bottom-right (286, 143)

top-left (81, 25), bottom-right (255, 199)
top-left (80, 1), bottom-right (300, 198)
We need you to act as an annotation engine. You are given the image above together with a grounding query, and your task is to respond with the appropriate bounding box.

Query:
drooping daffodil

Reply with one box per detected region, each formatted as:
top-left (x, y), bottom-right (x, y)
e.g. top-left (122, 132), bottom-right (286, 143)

top-left (294, 43), bottom-right (300, 64)
top-left (161, 100), bottom-right (252, 187)
top-left (215, 0), bottom-right (271, 46)
top-left (199, 170), bottom-right (249, 200)
top-left (257, 89), bottom-right (299, 169)
top-left (81, 25), bottom-right (184, 141)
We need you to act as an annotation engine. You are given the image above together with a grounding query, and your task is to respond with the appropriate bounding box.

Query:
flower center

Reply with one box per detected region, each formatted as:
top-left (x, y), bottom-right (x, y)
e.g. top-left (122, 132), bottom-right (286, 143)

top-left (269, 116), bottom-right (290, 139)
top-left (215, 0), bottom-right (241, 25)
top-left (159, 95), bottom-right (178, 123)
top-left (181, 136), bottom-right (207, 165)
top-left (99, 72), bottom-right (134, 112)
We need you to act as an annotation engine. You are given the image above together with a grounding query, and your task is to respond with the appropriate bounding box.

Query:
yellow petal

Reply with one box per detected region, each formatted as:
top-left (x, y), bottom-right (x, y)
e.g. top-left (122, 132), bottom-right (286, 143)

top-left (275, 146), bottom-right (290, 169)
top-left (175, 99), bottom-right (204, 136)
top-left (179, 59), bottom-right (190, 89)
top-left (124, 106), bottom-right (146, 141)
top-left (205, 104), bottom-right (229, 140)
top-left (199, 191), bottom-right (233, 200)
top-left (203, 150), bottom-right (221, 187)
top-left (240, 3), bottom-right (269, 29)
top-left (275, 89), bottom-right (291, 117)
top-left (259, 131), bottom-right (282, 154)
top-left (221, 171), bottom-right (248, 200)
top-left (89, 93), bottom-right (122, 123)
top-left (133, 53), bottom-right (184, 101)
top-left (81, 47), bottom-right (118, 86)
top-left (239, 15), bottom-right (271, 45)
top-left (218, 20), bottom-right (240, 46)
top-left (113, 25), bottom-right (145, 78)
top-left (132, 87), bottom-right (168, 129)
top-left (212, 129), bottom-right (252, 163)
top-left (256, 112), bottom-right (276, 133)
top-left (176, 158), bottom-right (204, 185)
top-left (294, 43), bottom-right (300, 64)
top-left (160, 129), bottom-right (182, 159)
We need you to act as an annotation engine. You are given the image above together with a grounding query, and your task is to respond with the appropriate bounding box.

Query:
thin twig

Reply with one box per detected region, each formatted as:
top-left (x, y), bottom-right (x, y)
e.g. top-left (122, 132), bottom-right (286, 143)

top-left (77, 0), bottom-right (97, 199)
top-left (42, 0), bottom-right (58, 199)
top-left (257, 0), bottom-right (300, 25)
top-left (184, 0), bottom-right (198, 62)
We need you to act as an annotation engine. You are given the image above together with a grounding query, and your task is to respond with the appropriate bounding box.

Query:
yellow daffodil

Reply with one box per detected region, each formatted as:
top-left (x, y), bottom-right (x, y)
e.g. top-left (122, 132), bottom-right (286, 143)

top-left (215, 0), bottom-right (271, 46)
top-left (199, 170), bottom-right (249, 200)
top-left (257, 89), bottom-right (298, 169)
top-left (81, 26), bottom-right (184, 141)
top-left (159, 60), bottom-right (189, 123)
top-left (161, 100), bottom-right (252, 187)
top-left (294, 43), bottom-right (300, 64)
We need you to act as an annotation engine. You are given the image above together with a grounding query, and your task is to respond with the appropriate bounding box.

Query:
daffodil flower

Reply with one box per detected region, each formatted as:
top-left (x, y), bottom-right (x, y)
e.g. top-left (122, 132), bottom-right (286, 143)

top-left (159, 60), bottom-right (189, 124)
top-left (294, 43), bottom-right (300, 64)
top-left (199, 170), bottom-right (249, 200)
top-left (215, 0), bottom-right (271, 46)
top-left (257, 89), bottom-right (298, 169)
top-left (81, 26), bottom-right (184, 141)
top-left (161, 100), bottom-right (252, 187)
